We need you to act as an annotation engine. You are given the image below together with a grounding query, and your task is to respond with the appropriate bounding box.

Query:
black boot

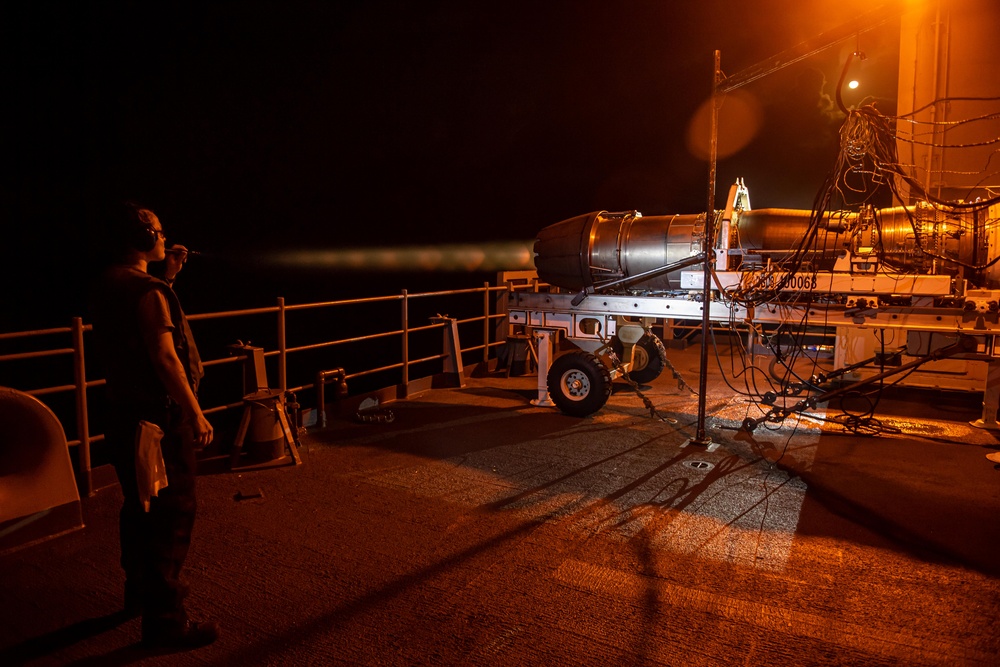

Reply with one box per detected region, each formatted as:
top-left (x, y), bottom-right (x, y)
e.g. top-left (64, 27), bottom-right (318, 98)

top-left (123, 580), bottom-right (143, 617)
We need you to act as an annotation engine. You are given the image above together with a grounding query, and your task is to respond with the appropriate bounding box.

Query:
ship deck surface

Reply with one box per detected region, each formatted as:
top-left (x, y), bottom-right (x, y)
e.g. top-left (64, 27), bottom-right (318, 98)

top-left (3, 341), bottom-right (1000, 666)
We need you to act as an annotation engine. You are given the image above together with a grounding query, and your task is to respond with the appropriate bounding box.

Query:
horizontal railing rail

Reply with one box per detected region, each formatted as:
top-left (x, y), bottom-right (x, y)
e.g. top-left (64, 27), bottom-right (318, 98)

top-left (1, 279), bottom-right (535, 496)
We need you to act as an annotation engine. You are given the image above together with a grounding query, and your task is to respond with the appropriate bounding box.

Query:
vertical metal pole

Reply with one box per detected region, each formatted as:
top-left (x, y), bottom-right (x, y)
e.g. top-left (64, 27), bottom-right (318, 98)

top-left (316, 372), bottom-right (327, 429)
top-left (481, 283), bottom-right (488, 364)
top-left (401, 290), bottom-right (409, 396)
top-left (277, 297), bottom-right (287, 392)
top-left (71, 317), bottom-right (93, 496)
top-left (690, 50), bottom-right (722, 447)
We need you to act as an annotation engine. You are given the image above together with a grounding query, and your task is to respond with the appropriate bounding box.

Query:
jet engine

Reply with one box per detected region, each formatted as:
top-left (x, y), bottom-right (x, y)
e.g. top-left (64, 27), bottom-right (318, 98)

top-left (533, 197), bottom-right (1000, 296)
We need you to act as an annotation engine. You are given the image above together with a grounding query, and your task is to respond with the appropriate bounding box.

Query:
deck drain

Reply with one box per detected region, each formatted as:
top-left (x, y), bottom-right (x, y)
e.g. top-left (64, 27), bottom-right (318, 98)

top-left (683, 460), bottom-right (714, 470)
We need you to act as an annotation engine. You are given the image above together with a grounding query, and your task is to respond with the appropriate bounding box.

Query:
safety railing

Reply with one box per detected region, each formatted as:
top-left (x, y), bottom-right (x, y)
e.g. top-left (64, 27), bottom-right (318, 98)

top-left (1, 277), bottom-right (543, 496)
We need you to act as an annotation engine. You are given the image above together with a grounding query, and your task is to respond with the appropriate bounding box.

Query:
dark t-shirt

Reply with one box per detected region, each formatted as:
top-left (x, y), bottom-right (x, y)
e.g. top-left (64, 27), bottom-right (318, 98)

top-left (93, 266), bottom-right (202, 415)
top-left (137, 290), bottom-right (175, 351)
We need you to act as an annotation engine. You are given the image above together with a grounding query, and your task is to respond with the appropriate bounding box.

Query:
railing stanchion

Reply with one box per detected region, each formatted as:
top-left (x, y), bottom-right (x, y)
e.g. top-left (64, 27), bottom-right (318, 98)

top-left (71, 317), bottom-right (93, 496)
top-left (482, 282), bottom-right (490, 364)
top-left (401, 289), bottom-right (409, 397)
top-left (278, 297), bottom-right (287, 393)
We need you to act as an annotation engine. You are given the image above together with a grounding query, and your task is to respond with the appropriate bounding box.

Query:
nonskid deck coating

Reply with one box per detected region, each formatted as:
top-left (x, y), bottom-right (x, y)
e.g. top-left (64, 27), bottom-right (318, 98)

top-left (2, 342), bottom-right (999, 666)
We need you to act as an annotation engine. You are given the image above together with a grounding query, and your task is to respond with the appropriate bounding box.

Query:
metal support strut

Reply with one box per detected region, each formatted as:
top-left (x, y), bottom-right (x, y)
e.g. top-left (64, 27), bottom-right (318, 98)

top-left (688, 48), bottom-right (722, 449)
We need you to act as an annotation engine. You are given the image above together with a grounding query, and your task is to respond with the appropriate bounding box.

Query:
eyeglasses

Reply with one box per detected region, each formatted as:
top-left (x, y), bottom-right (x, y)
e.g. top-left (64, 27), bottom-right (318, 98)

top-left (153, 229), bottom-right (167, 240)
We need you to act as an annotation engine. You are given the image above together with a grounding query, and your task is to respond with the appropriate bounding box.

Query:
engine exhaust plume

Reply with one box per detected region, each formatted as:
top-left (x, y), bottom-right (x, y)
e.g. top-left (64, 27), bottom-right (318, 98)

top-left (262, 241), bottom-right (536, 273)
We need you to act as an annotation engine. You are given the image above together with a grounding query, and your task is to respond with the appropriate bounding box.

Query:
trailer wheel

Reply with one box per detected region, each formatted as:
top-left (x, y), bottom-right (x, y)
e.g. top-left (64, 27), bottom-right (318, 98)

top-left (612, 333), bottom-right (668, 384)
top-left (547, 350), bottom-right (613, 417)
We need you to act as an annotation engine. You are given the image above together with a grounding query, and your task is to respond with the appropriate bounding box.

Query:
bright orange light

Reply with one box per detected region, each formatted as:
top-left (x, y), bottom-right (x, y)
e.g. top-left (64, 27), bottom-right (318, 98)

top-left (848, 80), bottom-right (860, 89)
top-left (686, 89), bottom-right (763, 160)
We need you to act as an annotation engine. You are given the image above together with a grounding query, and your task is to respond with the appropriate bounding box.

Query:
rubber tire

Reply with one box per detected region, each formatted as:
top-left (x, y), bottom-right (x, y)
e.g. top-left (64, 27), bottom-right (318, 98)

top-left (546, 350), bottom-right (613, 417)
top-left (611, 333), bottom-right (667, 384)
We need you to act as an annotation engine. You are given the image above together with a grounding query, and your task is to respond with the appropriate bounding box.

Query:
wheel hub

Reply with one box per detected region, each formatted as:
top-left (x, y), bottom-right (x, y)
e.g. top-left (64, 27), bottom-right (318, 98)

top-left (562, 370), bottom-right (591, 400)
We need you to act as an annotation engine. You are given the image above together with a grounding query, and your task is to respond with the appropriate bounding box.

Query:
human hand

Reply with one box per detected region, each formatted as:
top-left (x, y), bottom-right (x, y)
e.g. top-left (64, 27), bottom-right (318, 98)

top-left (186, 411), bottom-right (214, 450)
top-left (164, 244), bottom-right (189, 281)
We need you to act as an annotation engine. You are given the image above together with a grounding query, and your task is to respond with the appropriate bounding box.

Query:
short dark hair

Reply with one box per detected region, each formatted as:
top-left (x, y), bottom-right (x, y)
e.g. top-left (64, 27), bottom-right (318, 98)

top-left (112, 201), bottom-right (159, 253)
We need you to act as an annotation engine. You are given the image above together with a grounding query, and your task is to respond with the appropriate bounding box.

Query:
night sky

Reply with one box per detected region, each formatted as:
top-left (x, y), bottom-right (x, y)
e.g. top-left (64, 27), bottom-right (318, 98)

top-left (3, 0), bottom-right (901, 329)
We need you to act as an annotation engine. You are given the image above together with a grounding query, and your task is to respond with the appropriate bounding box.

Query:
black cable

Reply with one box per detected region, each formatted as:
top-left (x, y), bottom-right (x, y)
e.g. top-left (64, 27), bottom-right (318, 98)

top-left (897, 95), bottom-right (1000, 119)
